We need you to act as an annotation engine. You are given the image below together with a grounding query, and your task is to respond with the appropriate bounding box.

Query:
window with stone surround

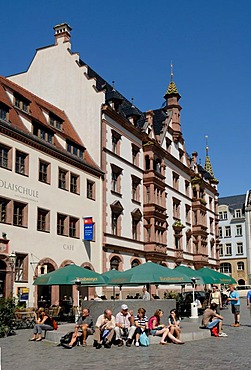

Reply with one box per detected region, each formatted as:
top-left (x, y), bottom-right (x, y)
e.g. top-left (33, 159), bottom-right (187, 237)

top-left (87, 180), bottom-right (95, 200)
top-left (70, 173), bottom-right (80, 194)
top-left (39, 159), bottom-right (51, 184)
top-left (225, 226), bottom-right (231, 238)
top-left (15, 150), bottom-right (29, 176)
top-left (0, 143), bottom-right (12, 170)
top-left (111, 130), bottom-right (121, 155)
top-left (15, 254), bottom-right (28, 282)
top-left (37, 208), bottom-right (50, 232)
top-left (236, 242), bottom-right (243, 255)
top-left (236, 225), bottom-right (242, 236)
top-left (58, 168), bottom-right (69, 190)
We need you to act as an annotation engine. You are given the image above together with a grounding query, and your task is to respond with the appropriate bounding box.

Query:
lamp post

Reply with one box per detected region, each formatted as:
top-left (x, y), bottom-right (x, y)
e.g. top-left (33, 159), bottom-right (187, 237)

top-left (75, 278), bottom-right (81, 323)
top-left (9, 251), bottom-right (16, 298)
top-left (190, 277), bottom-right (198, 319)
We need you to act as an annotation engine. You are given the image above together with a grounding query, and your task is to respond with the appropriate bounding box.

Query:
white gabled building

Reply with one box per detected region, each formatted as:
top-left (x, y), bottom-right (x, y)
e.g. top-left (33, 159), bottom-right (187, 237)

top-left (0, 76), bottom-right (103, 306)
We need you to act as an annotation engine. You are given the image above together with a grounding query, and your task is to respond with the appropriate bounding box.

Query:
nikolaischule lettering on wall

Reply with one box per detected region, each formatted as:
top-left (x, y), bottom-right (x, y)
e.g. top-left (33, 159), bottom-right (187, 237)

top-left (0, 179), bottom-right (39, 201)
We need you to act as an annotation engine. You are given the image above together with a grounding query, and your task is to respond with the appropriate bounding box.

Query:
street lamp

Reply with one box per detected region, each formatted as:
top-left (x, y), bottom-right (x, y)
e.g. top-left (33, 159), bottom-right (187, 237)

top-left (9, 251), bottom-right (16, 298)
top-left (190, 277), bottom-right (198, 319)
top-left (75, 278), bottom-right (81, 323)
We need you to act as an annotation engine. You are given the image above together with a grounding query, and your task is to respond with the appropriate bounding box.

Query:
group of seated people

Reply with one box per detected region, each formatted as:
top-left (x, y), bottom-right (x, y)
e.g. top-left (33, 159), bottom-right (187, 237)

top-left (61, 304), bottom-right (185, 349)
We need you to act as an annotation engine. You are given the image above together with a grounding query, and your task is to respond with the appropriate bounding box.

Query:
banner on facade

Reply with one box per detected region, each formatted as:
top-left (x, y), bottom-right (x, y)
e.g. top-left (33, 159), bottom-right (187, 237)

top-left (83, 217), bottom-right (93, 241)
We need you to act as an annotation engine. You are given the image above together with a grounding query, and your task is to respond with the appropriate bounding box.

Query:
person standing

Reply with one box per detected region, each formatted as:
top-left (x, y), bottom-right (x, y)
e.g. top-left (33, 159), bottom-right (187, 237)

top-left (247, 288), bottom-right (251, 313)
top-left (142, 287), bottom-right (150, 301)
top-left (209, 286), bottom-right (222, 314)
top-left (227, 285), bottom-right (241, 327)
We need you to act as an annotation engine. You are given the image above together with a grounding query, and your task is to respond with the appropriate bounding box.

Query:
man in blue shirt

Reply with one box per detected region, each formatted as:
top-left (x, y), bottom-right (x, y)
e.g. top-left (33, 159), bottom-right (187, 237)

top-left (227, 285), bottom-right (241, 327)
top-left (247, 289), bottom-right (251, 312)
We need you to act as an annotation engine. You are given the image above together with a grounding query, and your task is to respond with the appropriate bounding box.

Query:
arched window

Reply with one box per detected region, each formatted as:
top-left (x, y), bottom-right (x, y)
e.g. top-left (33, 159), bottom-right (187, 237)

top-left (110, 256), bottom-right (120, 270)
top-left (237, 262), bottom-right (244, 271)
top-left (131, 259), bottom-right (140, 268)
top-left (220, 262), bottom-right (232, 274)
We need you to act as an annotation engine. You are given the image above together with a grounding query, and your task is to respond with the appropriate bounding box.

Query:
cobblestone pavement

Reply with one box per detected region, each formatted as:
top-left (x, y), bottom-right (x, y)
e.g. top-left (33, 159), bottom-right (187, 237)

top-left (0, 298), bottom-right (250, 370)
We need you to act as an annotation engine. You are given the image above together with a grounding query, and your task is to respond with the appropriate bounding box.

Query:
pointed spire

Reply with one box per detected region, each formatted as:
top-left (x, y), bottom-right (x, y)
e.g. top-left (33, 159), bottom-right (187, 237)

top-left (164, 62), bottom-right (180, 100)
top-left (204, 135), bottom-right (218, 183)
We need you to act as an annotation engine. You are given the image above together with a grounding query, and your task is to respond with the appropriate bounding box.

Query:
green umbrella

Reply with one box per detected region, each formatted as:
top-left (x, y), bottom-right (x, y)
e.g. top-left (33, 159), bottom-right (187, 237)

top-left (174, 266), bottom-right (206, 285)
top-left (33, 264), bottom-right (106, 286)
top-left (198, 267), bottom-right (236, 284)
top-left (101, 269), bottom-right (122, 279)
top-left (106, 261), bottom-right (191, 286)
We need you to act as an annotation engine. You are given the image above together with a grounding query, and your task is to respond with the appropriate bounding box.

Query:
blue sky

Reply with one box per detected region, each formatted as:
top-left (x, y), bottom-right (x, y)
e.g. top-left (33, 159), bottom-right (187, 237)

top-left (1, 0), bottom-right (251, 197)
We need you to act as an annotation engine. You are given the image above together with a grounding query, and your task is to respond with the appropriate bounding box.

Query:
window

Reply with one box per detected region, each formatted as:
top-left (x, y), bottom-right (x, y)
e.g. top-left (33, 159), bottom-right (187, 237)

top-left (236, 242), bottom-right (243, 255)
top-left (0, 104), bottom-right (9, 121)
top-left (146, 186), bottom-right (150, 203)
top-left (111, 131), bottom-right (121, 155)
top-left (236, 225), bottom-right (242, 236)
top-left (13, 201), bottom-right (27, 227)
top-left (185, 205), bottom-right (191, 224)
top-left (70, 173), bottom-right (79, 194)
top-left (219, 227), bottom-right (222, 238)
top-left (185, 181), bottom-right (190, 197)
top-left (131, 209), bottom-right (141, 240)
top-left (15, 254), bottom-right (28, 282)
top-left (33, 123), bottom-right (54, 144)
top-left (0, 144), bottom-right (11, 169)
top-left (58, 168), bottom-right (68, 190)
top-left (225, 226), bottom-right (231, 237)
top-left (14, 95), bottom-right (30, 112)
top-left (110, 256), bottom-right (120, 270)
top-left (173, 198), bottom-right (180, 219)
top-left (173, 172), bottom-right (179, 191)
top-left (235, 209), bottom-right (241, 218)
top-left (219, 244), bottom-right (223, 257)
top-left (0, 198), bottom-right (9, 223)
top-left (57, 214), bottom-right (67, 235)
top-left (131, 259), bottom-right (140, 268)
top-left (209, 218), bottom-right (214, 234)
top-left (132, 145), bottom-right (140, 166)
top-left (219, 211), bottom-right (227, 220)
top-left (110, 201), bottom-right (123, 236)
top-left (69, 217), bottom-right (79, 238)
top-left (49, 114), bottom-right (63, 131)
top-left (225, 243), bottom-right (232, 256)
top-left (220, 263), bottom-right (232, 274)
top-left (132, 176), bottom-right (140, 202)
top-left (111, 165), bottom-right (122, 194)
top-left (87, 180), bottom-right (95, 200)
top-left (66, 141), bottom-right (84, 159)
top-left (15, 150), bottom-right (28, 175)
top-left (37, 208), bottom-right (50, 232)
top-left (57, 213), bottom-right (79, 238)
top-left (39, 160), bottom-right (50, 184)
top-left (237, 262), bottom-right (244, 271)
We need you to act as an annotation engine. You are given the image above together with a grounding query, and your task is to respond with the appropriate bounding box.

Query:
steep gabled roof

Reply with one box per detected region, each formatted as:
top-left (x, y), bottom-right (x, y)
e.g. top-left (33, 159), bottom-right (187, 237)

top-left (0, 76), bottom-right (100, 172)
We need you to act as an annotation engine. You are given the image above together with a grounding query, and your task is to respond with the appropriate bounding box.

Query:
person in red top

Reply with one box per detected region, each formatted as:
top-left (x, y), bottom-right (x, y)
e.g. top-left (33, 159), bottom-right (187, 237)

top-left (149, 309), bottom-right (184, 345)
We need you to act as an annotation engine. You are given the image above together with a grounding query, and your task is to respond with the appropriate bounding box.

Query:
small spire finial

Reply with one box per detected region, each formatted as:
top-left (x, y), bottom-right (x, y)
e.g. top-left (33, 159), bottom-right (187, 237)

top-left (170, 61), bottom-right (174, 82)
top-left (131, 97), bottom-right (135, 107)
top-left (112, 81), bottom-right (115, 90)
top-left (205, 135), bottom-right (209, 156)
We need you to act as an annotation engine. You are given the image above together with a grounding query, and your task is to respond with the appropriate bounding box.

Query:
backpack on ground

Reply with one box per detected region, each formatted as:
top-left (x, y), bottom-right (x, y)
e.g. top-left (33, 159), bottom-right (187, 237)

top-left (59, 331), bottom-right (74, 346)
top-left (139, 332), bottom-right (150, 346)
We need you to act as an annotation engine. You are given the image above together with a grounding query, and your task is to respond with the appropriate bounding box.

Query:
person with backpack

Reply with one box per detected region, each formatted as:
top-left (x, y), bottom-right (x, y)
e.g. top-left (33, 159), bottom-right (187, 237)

top-left (62, 307), bottom-right (94, 348)
top-left (201, 303), bottom-right (227, 337)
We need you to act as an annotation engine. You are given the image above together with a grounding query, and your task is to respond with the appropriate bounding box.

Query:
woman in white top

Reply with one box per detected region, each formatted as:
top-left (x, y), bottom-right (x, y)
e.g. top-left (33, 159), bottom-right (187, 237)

top-left (209, 286), bottom-right (222, 314)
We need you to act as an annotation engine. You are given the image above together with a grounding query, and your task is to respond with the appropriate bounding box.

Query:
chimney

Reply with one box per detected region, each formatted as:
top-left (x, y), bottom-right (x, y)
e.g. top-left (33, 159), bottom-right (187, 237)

top-left (53, 23), bottom-right (72, 45)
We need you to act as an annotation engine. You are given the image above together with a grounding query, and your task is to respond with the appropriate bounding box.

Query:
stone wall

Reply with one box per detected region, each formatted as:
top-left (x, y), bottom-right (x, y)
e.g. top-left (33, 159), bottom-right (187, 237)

top-left (81, 299), bottom-right (176, 324)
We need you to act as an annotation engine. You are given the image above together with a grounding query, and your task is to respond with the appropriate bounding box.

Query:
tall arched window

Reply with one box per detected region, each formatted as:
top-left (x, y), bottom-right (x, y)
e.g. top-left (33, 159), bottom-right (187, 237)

top-left (110, 256), bottom-right (120, 270)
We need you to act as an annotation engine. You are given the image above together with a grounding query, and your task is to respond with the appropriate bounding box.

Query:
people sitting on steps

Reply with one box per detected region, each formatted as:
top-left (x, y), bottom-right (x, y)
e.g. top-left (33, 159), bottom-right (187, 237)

top-left (93, 309), bottom-right (115, 349)
top-left (201, 303), bottom-right (228, 337)
top-left (114, 304), bottom-right (136, 347)
top-left (62, 307), bottom-right (94, 348)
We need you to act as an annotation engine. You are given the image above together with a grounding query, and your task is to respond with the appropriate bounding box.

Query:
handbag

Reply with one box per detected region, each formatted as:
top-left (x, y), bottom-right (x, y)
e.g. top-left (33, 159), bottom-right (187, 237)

top-left (139, 332), bottom-right (150, 346)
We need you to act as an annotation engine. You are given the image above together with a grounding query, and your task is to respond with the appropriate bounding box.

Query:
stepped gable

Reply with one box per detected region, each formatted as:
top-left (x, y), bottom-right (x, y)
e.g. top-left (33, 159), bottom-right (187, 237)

top-left (80, 59), bottom-right (146, 128)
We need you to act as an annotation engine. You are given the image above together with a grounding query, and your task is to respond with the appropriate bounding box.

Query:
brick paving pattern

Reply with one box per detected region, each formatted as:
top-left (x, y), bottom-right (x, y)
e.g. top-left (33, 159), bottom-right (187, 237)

top-left (0, 298), bottom-right (250, 370)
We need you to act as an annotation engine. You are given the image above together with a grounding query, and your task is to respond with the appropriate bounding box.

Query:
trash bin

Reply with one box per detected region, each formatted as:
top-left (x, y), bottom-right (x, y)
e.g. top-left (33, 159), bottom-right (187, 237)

top-left (190, 302), bottom-right (198, 318)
